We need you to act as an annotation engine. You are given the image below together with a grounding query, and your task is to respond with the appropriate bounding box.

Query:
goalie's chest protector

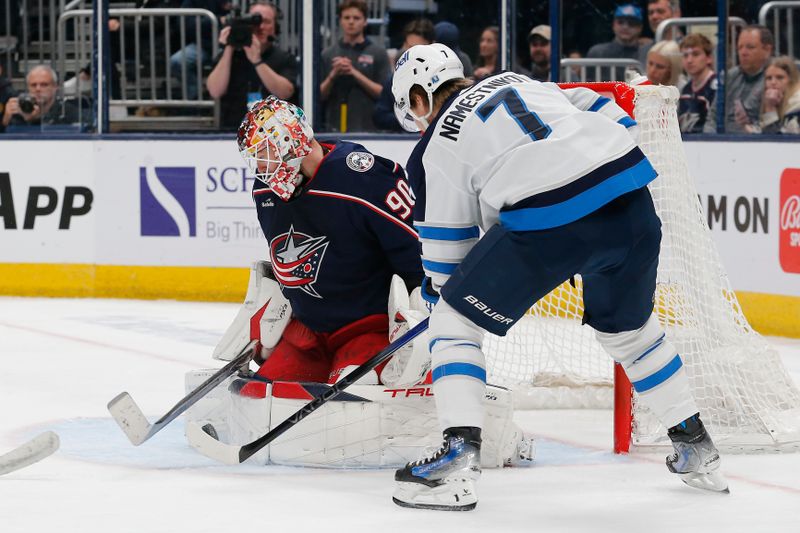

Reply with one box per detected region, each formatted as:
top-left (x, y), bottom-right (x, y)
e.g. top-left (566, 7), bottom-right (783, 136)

top-left (252, 141), bottom-right (422, 333)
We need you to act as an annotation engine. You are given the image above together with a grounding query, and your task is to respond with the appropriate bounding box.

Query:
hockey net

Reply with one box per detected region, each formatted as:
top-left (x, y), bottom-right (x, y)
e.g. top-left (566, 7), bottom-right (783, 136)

top-left (483, 82), bottom-right (800, 453)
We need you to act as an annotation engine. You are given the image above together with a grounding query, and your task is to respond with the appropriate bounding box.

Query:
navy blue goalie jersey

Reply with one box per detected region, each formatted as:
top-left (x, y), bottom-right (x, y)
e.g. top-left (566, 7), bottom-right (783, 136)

top-left (252, 141), bottom-right (423, 332)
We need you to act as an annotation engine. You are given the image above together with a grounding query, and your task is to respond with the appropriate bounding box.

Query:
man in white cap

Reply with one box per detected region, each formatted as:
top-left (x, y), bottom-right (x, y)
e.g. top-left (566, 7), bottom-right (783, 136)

top-left (527, 24), bottom-right (551, 81)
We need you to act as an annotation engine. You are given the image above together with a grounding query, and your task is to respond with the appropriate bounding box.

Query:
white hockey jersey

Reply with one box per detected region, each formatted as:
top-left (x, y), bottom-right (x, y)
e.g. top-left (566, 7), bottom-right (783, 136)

top-left (406, 72), bottom-right (658, 289)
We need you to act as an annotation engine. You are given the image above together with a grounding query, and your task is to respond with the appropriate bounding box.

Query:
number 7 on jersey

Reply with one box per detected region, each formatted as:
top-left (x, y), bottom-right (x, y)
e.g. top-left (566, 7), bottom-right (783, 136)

top-left (476, 87), bottom-right (552, 141)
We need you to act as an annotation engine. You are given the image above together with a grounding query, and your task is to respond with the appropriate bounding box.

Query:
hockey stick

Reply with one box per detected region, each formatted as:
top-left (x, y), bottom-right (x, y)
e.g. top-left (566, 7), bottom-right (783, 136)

top-left (186, 318), bottom-right (430, 465)
top-left (108, 339), bottom-right (258, 446)
top-left (0, 431), bottom-right (60, 476)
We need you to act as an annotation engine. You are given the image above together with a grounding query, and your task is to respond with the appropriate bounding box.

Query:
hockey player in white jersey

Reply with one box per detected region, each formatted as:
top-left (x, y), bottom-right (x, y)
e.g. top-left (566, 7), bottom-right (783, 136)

top-left (390, 44), bottom-right (729, 510)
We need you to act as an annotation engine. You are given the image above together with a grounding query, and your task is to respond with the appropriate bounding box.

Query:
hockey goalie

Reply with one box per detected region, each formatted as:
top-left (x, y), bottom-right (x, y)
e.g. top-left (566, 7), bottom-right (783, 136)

top-left (183, 97), bottom-right (533, 469)
top-left (186, 265), bottom-right (533, 468)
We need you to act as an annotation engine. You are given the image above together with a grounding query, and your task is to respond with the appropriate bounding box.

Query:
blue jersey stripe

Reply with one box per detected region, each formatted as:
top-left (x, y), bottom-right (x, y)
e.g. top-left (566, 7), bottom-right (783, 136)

top-left (432, 362), bottom-right (487, 383)
top-left (504, 148), bottom-right (649, 209)
top-left (633, 334), bottom-right (666, 363)
top-left (422, 259), bottom-right (459, 275)
top-left (498, 157), bottom-right (657, 231)
top-left (618, 116), bottom-right (637, 128)
top-left (429, 337), bottom-right (480, 352)
top-left (588, 96), bottom-right (611, 112)
top-left (416, 225), bottom-right (480, 241)
top-left (632, 355), bottom-right (683, 393)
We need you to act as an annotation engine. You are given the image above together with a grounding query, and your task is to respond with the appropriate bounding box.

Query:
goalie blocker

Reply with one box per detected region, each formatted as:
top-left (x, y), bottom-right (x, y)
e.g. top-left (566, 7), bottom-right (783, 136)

top-left (184, 370), bottom-right (534, 469)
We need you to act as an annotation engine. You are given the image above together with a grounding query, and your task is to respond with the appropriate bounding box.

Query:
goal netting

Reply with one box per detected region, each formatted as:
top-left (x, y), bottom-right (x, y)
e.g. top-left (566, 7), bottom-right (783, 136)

top-left (483, 83), bottom-right (800, 453)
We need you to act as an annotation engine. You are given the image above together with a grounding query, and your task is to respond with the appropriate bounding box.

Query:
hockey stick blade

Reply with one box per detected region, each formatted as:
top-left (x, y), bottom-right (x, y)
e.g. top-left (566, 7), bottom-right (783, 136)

top-left (186, 318), bottom-right (429, 465)
top-left (0, 431), bottom-right (60, 476)
top-left (108, 339), bottom-right (258, 446)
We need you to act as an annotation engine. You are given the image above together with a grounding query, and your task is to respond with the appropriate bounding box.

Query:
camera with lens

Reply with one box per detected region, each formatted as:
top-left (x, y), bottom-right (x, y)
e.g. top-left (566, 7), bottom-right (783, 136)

top-left (227, 13), bottom-right (263, 50)
top-left (18, 93), bottom-right (37, 114)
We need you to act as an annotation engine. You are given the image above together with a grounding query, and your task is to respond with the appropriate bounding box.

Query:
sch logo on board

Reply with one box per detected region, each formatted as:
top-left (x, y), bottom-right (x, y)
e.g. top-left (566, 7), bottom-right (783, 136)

top-left (139, 167), bottom-right (196, 237)
top-left (779, 168), bottom-right (800, 274)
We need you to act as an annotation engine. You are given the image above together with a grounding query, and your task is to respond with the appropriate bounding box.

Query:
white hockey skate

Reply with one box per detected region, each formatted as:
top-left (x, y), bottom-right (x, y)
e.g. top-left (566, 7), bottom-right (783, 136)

top-left (393, 427), bottom-right (482, 511)
top-left (666, 414), bottom-right (729, 493)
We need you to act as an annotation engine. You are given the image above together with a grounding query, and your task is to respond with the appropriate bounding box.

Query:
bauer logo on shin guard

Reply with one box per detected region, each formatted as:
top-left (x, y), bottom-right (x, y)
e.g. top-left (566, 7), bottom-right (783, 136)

top-left (463, 295), bottom-right (513, 324)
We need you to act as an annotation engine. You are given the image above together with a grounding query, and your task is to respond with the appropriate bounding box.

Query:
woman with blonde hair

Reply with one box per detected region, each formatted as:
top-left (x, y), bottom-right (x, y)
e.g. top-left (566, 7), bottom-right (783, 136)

top-left (646, 40), bottom-right (684, 87)
top-left (746, 56), bottom-right (800, 134)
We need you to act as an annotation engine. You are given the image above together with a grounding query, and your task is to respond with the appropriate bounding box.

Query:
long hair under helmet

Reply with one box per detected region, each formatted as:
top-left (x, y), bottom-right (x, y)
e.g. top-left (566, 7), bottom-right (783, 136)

top-left (237, 96), bottom-right (315, 201)
top-left (391, 43), bottom-right (464, 132)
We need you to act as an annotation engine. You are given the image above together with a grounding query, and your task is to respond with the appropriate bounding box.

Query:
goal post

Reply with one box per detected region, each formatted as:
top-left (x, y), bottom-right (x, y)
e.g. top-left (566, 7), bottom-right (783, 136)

top-left (482, 82), bottom-right (800, 454)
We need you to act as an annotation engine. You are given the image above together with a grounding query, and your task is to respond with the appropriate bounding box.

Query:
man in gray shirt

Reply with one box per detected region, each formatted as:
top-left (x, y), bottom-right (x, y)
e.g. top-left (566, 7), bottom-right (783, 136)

top-left (320, 0), bottom-right (389, 132)
top-left (586, 4), bottom-right (649, 81)
top-left (704, 25), bottom-right (774, 134)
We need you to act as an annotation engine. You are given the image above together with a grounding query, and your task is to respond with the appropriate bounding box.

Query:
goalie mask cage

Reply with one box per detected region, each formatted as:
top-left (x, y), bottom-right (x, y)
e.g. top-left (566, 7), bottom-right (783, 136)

top-left (482, 82), bottom-right (800, 454)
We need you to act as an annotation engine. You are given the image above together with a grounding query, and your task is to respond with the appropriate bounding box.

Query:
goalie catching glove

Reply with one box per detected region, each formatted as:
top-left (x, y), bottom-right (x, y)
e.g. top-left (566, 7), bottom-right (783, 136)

top-left (381, 275), bottom-right (432, 387)
top-left (213, 261), bottom-right (292, 363)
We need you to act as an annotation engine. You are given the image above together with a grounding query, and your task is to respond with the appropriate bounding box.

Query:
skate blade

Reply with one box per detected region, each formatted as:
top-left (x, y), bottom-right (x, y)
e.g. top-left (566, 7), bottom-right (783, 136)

top-left (393, 479), bottom-right (478, 511)
top-left (679, 470), bottom-right (730, 493)
top-left (393, 497), bottom-right (476, 511)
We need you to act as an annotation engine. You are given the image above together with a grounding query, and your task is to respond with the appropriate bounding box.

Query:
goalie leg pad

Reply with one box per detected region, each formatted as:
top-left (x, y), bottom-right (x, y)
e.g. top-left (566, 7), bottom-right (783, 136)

top-left (595, 313), bottom-right (698, 429)
top-left (184, 371), bottom-right (530, 469)
top-left (184, 369), bottom-right (240, 445)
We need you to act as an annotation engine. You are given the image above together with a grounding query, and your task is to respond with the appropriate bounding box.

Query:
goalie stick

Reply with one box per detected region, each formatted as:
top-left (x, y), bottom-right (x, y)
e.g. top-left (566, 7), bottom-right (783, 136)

top-left (186, 318), bottom-right (430, 465)
top-left (108, 339), bottom-right (258, 446)
top-left (0, 431), bottom-right (60, 476)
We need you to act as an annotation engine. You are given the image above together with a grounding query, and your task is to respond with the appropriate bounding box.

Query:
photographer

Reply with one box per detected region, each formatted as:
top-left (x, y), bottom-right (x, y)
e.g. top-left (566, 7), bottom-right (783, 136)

top-left (206, 0), bottom-right (297, 130)
top-left (2, 65), bottom-right (85, 131)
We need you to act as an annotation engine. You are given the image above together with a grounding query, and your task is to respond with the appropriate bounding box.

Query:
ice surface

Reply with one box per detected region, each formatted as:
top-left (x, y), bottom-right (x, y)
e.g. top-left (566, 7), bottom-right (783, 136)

top-left (1, 297), bottom-right (799, 533)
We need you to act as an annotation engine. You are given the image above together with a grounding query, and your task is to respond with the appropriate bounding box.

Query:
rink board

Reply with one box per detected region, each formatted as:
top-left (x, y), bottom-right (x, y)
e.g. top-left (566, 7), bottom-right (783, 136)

top-left (0, 138), bottom-right (798, 336)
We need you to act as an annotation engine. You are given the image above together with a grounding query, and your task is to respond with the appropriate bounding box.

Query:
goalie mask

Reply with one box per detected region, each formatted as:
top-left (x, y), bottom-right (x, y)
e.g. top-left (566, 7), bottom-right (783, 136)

top-left (238, 96), bottom-right (314, 201)
top-left (391, 43), bottom-right (465, 132)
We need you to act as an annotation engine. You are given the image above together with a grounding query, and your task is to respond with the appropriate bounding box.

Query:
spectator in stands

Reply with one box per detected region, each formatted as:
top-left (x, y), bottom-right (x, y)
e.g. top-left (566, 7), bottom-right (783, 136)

top-left (207, 0), bottom-right (297, 130)
top-left (434, 21), bottom-right (473, 78)
top-left (373, 18), bottom-right (434, 132)
top-left (170, 0), bottom-right (232, 100)
top-left (677, 33), bottom-right (717, 133)
top-left (0, 64), bottom-right (13, 133)
top-left (1, 65), bottom-right (89, 131)
top-left (586, 4), bottom-right (649, 80)
top-left (63, 18), bottom-right (122, 99)
top-left (745, 56), bottom-right (800, 135)
top-left (647, 0), bottom-right (681, 41)
top-left (646, 40), bottom-right (684, 87)
top-left (525, 25), bottom-right (551, 82)
top-left (473, 26), bottom-right (500, 81)
top-left (564, 49), bottom-right (584, 81)
top-left (704, 25), bottom-right (774, 134)
top-left (320, 0), bottom-right (389, 132)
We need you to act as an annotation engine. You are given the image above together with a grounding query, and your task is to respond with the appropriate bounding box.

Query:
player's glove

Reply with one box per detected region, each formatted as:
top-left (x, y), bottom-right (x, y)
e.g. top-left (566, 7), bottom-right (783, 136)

top-left (213, 261), bottom-right (292, 363)
top-left (380, 275), bottom-right (432, 386)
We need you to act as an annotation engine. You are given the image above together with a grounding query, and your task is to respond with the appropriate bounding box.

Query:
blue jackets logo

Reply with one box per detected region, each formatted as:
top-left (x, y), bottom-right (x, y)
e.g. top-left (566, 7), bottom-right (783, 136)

top-left (269, 225), bottom-right (329, 298)
top-left (140, 167), bottom-right (197, 237)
